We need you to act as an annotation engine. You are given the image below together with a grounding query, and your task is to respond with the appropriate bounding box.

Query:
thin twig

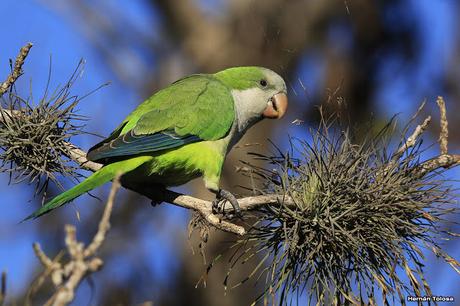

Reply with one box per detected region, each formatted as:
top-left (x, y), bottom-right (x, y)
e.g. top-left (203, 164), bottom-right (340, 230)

top-left (437, 96), bottom-right (448, 155)
top-left (394, 116), bottom-right (431, 158)
top-left (410, 100), bottom-right (426, 121)
top-left (0, 43), bottom-right (33, 96)
top-left (84, 174), bottom-right (120, 257)
top-left (33, 243), bottom-right (56, 270)
top-left (26, 251), bottom-right (64, 306)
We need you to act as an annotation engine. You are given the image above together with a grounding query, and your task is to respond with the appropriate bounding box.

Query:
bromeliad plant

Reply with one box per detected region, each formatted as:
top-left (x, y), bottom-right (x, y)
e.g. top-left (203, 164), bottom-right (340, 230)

top-left (0, 50), bottom-right (97, 194)
top-left (224, 105), bottom-right (460, 305)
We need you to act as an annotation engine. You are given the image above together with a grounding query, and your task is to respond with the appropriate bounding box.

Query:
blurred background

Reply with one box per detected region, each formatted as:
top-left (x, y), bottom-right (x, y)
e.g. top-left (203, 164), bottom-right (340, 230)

top-left (1, 0), bottom-right (460, 305)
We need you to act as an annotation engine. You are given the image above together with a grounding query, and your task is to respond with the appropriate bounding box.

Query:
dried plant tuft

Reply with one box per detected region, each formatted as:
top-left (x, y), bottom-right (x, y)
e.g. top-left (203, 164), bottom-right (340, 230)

top-left (0, 60), bottom-right (96, 195)
top-left (226, 118), bottom-right (460, 305)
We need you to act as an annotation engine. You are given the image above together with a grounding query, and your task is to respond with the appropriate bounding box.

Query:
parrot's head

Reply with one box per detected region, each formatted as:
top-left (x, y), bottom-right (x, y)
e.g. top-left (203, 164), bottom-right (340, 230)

top-left (215, 66), bottom-right (288, 132)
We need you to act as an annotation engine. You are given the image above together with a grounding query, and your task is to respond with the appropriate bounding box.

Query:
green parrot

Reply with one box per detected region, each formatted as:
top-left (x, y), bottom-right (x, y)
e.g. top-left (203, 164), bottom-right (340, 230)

top-left (25, 66), bottom-right (288, 219)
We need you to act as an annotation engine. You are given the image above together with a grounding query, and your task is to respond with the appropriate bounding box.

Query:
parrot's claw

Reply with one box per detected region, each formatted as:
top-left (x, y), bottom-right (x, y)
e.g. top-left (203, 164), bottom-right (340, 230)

top-left (151, 199), bottom-right (161, 207)
top-left (212, 189), bottom-right (241, 218)
top-left (150, 186), bottom-right (168, 207)
top-left (150, 187), bottom-right (166, 207)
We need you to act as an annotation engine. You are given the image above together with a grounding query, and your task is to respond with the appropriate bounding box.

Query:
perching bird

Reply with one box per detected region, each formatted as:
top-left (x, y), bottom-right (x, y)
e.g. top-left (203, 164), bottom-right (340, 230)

top-left (25, 66), bottom-right (288, 219)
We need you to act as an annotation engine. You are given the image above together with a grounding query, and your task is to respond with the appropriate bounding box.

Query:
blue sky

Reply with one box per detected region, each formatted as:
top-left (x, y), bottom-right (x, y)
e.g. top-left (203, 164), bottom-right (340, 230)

top-left (0, 0), bottom-right (459, 304)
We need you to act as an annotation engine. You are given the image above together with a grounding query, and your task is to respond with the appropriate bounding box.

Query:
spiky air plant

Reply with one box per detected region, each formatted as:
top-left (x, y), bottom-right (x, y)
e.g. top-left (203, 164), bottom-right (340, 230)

top-left (0, 60), bottom-right (96, 195)
top-left (225, 117), bottom-right (460, 305)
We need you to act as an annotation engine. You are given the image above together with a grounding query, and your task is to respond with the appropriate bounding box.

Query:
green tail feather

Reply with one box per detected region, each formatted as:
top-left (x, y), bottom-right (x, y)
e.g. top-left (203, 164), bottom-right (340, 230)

top-left (23, 156), bottom-right (152, 221)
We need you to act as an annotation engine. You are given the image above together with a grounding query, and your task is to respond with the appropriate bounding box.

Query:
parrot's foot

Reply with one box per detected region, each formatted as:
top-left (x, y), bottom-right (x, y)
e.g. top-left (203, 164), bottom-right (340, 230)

top-left (151, 198), bottom-right (162, 207)
top-left (150, 186), bottom-right (168, 207)
top-left (212, 189), bottom-right (241, 217)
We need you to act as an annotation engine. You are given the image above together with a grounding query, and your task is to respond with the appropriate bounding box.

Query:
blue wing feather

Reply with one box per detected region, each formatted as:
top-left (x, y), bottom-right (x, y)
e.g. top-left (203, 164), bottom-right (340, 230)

top-left (87, 130), bottom-right (201, 162)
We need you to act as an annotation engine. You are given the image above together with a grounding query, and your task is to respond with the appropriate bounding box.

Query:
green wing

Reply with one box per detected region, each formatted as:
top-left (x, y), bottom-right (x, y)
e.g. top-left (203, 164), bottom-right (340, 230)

top-left (87, 75), bottom-right (234, 162)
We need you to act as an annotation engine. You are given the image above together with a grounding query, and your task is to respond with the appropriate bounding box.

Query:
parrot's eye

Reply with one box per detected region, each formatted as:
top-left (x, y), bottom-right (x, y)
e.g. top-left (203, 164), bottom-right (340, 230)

top-left (259, 79), bottom-right (268, 87)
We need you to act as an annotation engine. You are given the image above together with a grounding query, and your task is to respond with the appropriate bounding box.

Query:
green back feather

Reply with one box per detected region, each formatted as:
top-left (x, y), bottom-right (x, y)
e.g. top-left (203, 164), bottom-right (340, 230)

top-left (87, 74), bottom-right (235, 161)
top-left (132, 75), bottom-right (234, 140)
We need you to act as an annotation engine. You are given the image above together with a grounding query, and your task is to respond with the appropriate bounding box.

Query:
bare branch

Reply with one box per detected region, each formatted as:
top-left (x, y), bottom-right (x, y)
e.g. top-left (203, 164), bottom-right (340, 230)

top-left (60, 143), bottom-right (293, 236)
top-left (0, 43), bottom-right (33, 96)
top-left (394, 115), bottom-right (431, 158)
top-left (437, 96), bottom-right (448, 155)
top-left (84, 174), bottom-right (120, 257)
top-left (126, 185), bottom-right (289, 236)
top-left (384, 99), bottom-right (460, 176)
top-left (34, 176), bottom-right (121, 306)
top-left (418, 154), bottom-right (460, 176)
top-left (410, 100), bottom-right (426, 121)
top-left (25, 251), bottom-right (64, 306)
top-left (414, 98), bottom-right (460, 175)
top-left (64, 142), bottom-right (102, 172)
top-left (33, 243), bottom-right (56, 270)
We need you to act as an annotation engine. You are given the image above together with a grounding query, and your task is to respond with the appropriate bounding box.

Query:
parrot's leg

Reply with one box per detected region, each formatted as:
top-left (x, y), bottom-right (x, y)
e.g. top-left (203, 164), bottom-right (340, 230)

top-left (121, 179), bottom-right (166, 206)
top-left (212, 189), bottom-right (241, 216)
top-left (149, 185), bottom-right (168, 207)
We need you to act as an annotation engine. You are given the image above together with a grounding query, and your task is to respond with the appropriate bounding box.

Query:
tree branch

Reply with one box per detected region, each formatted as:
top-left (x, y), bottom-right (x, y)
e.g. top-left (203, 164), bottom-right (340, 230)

top-left (394, 116), bottom-right (431, 158)
top-left (415, 98), bottom-right (460, 175)
top-left (0, 43), bottom-right (33, 96)
top-left (33, 175), bottom-right (121, 306)
top-left (62, 149), bottom-right (297, 236)
top-left (83, 175), bottom-right (120, 257)
top-left (437, 96), bottom-right (448, 155)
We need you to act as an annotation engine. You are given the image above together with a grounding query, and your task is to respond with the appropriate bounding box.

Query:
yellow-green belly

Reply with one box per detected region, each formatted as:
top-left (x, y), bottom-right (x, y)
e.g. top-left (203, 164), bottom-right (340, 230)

top-left (125, 140), bottom-right (227, 190)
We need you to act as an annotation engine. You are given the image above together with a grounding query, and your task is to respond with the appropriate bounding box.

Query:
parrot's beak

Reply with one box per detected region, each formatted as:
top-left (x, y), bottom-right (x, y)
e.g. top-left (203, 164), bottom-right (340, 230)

top-left (263, 92), bottom-right (288, 119)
